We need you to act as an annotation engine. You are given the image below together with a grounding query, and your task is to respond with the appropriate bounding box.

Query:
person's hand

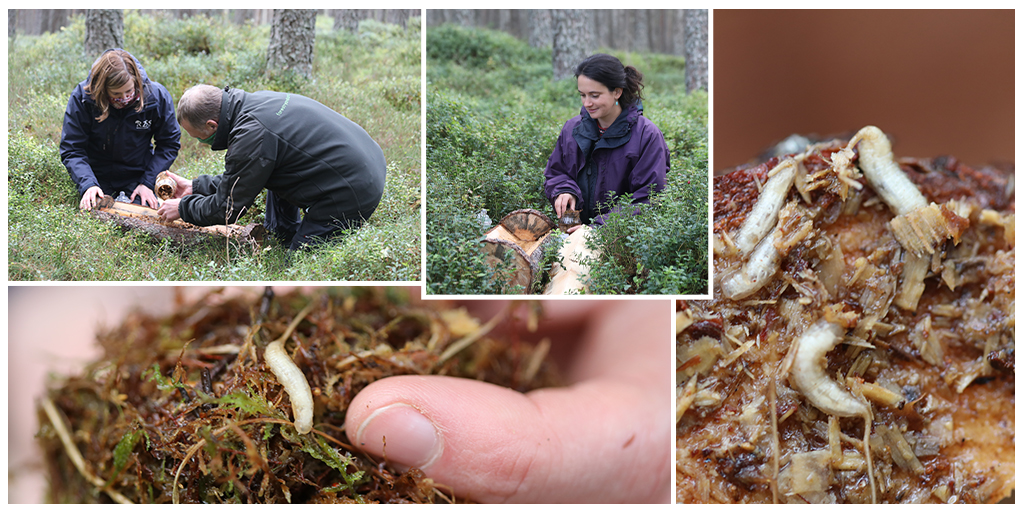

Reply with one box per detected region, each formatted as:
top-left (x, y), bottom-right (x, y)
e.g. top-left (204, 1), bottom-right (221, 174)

top-left (79, 186), bottom-right (105, 210)
top-left (158, 198), bottom-right (181, 221)
top-left (130, 184), bottom-right (158, 209)
top-left (344, 301), bottom-right (671, 503)
top-left (553, 193), bottom-right (576, 218)
top-left (164, 171), bottom-right (193, 198)
top-left (566, 224), bottom-right (583, 234)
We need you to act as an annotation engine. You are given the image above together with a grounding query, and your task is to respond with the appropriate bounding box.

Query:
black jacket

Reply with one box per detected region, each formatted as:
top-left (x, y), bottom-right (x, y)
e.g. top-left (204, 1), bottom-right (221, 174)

top-left (180, 88), bottom-right (387, 226)
top-left (60, 49), bottom-right (180, 196)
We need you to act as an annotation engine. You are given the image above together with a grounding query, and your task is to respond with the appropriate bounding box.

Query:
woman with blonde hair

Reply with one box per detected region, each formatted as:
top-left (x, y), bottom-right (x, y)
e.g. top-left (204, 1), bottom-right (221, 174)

top-left (60, 48), bottom-right (180, 210)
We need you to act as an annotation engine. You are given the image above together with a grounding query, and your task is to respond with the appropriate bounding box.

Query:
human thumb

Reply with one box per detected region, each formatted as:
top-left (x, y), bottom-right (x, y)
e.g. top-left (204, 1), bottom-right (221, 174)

top-left (344, 374), bottom-right (670, 503)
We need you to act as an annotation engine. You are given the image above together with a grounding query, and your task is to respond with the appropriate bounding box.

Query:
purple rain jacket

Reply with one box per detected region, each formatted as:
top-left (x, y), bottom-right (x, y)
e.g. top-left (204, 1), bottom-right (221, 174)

top-left (60, 49), bottom-right (180, 197)
top-left (543, 103), bottom-right (669, 225)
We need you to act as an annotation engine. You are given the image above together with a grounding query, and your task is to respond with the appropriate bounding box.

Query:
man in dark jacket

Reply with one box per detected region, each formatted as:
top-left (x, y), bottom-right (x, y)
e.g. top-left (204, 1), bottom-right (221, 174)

top-left (60, 48), bottom-right (180, 209)
top-left (158, 85), bottom-right (387, 250)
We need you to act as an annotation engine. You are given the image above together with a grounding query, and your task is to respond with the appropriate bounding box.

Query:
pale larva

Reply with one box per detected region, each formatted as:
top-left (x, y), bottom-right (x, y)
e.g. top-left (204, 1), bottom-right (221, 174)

top-left (734, 157), bottom-right (797, 255)
top-left (265, 339), bottom-right (313, 435)
top-left (848, 125), bottom-right (927, 216)
top-left (790, 319), bottom-right (876, 503)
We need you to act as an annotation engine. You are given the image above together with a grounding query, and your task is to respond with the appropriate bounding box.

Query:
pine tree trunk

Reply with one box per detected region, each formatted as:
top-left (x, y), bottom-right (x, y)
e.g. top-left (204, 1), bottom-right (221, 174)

top-left (452, 10), bottom-right (474, 27)
top-left (672, 10), bottom-right (686, 56)
top-left (84, 9), bottom-right (123, 56)
top-left (266, 9), bottom-right (317, 79)
top-left (632, 10), bottom-right (649, 53)
top-left (684, 9), bottom-right (708, 93)
top-left (527, 10), bottom-right (552, 48)
top-left (334, 10), bottom-right (364, 32)
top-left (552, 9), bottom-right (588, 81)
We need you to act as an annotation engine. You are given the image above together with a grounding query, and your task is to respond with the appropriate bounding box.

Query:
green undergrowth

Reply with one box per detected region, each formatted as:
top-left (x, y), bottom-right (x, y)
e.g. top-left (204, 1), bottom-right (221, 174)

top-left (8, 11), bottom-right (421, 281)
top-left (426, 24), bottom-right (709, 294)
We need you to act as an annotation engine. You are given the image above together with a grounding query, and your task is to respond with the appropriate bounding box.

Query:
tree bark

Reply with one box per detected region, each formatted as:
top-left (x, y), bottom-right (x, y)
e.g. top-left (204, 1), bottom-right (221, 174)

top-left (452, 9), bottom-right (474, 27)
top-left (84, 9), bottom-right (123, 56)
top-left (552, 9), bottom-right (588, 81)
top-left (632, 10), bottom-right (649, 53)
top-left (684, 9), bottom-right (708, 93)
top-left (334, 10), bottom-right (364, 32)
top-left (9, 10), bottom-right (16, 40)
top-left (266, 9), bottom-right (317, 79)
top-left (527, 10), bottom-right (552, 48)
top-left (672, 10), bottom-right (686, 56)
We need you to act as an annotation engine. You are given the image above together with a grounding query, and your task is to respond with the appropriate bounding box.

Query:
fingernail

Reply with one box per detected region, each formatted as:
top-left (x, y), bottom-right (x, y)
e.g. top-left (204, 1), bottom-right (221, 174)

top-left (355, 403), bottom-right (442, 470)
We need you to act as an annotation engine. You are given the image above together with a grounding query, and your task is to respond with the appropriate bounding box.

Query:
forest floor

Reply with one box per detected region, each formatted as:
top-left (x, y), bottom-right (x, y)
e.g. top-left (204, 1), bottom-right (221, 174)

top-left (8, 12), bottom-right (421, 281)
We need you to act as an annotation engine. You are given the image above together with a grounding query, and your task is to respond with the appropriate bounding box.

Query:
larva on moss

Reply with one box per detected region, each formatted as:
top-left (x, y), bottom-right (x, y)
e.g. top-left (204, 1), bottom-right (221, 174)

top-left (264, 302), bottom-right (316, 435)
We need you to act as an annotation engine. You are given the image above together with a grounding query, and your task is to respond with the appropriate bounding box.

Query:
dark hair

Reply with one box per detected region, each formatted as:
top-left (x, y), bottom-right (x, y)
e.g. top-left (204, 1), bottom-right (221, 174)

top-left (573, 53), bottom-right (644, 107)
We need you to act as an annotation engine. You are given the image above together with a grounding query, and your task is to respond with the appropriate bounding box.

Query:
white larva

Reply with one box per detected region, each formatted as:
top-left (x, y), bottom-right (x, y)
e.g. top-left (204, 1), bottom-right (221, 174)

top-left (848, 125), bottom-right (927, 216)
top-left (265, 339), bottom-right (314, 435)
top-left (790, 320), bottom-right (868, 417)
top-left (263, 302), bottom-right (316, 435)
top-left (734, 157), bottom-right (799, 255)
top-left (790, 319), bottom-right (876, 503)
top-left (721, 226), bottom-right (782, 300)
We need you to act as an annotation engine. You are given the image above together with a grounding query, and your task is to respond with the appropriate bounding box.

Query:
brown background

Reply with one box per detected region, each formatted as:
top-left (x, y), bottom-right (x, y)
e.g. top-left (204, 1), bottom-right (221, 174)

top-left (713, 10), bottom-right (1014, 172)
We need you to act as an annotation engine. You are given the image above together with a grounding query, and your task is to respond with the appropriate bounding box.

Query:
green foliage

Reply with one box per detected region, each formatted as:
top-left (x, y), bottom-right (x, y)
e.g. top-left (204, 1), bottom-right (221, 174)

top-left (581, 169), bottom-right (709, 295)
top-left (8, 11), bottom-right (420, 282)
top-left (110, 426), bottom-right (144, 480)
top-left (299, 435), bottom-right (367, 500)
top-left (426, 25), bottom-right (709, 295)
top-left (427, 24), bottom-right (548, 70)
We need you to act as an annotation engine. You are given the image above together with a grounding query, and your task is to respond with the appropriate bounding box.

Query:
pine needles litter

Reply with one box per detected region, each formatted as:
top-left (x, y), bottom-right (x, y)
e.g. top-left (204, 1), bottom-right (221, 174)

top-left (37, 287), bottom-right (560, 503)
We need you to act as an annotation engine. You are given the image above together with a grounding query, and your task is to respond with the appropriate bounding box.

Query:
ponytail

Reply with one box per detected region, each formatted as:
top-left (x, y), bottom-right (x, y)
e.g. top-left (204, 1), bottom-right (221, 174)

top-left (619, 65), bottom-right (645, 108)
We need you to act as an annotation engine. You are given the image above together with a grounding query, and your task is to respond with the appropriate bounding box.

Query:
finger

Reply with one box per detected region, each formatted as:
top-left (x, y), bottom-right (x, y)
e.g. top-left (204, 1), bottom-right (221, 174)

top-left (345, 375), bottom-right (670, 503)
top-left (566, 225), bottom-right (581, 234)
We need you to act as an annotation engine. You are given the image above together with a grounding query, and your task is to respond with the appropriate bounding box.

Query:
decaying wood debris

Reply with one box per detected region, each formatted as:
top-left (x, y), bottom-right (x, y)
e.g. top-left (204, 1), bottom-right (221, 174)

top-left (37, 288), bottom-right (560, 503)
top-left (91, 195), bottom-right (265, 246)
top-left (677, 127), bottom-right (1014, 504)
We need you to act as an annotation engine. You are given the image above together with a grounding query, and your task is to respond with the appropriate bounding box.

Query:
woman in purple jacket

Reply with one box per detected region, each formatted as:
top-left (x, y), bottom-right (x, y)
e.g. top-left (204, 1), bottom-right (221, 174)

top-left (544, 54), bottom-right (670, 233)
top-left (60, 49), bottom-right (180, 210)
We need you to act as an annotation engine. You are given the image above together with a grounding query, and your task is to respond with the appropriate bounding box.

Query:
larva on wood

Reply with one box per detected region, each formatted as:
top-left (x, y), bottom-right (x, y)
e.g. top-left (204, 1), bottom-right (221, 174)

top-left (790, 320), bottom-right (868, 418)
top-left (734, 157), bottom-right (798, 255)
top-left (264, 302), bottom-right (316, 435)
top-left (790, 319), bottom-right (876, 503)
top-left (848, 126), bottom-right (927, 216)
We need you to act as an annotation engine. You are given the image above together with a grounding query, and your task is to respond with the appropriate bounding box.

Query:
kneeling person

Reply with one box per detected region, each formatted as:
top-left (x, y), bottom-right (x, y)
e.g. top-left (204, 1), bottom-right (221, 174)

top-left (159, 85), bottom-right (386, 250)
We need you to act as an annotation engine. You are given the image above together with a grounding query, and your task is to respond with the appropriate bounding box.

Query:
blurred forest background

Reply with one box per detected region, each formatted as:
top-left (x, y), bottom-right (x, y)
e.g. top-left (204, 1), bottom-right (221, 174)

top-left (426, 9), bottom-right (710, 295)
top-left (8, 9), bottom-right (421, 281)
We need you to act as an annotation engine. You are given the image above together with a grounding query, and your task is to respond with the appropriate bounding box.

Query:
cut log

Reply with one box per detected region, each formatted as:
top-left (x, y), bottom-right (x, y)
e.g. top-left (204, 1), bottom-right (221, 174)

top-left (91, 196), bottom-right (265, 246)
top-left (481, 209), bottom-right (559, 293)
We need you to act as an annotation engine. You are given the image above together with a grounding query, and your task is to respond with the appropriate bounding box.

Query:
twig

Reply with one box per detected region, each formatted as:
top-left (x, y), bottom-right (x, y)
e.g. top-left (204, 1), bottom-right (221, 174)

top-left (437, 303), bottom-right (511, 364)
top-left (40, 397), bottom-right (134, 504)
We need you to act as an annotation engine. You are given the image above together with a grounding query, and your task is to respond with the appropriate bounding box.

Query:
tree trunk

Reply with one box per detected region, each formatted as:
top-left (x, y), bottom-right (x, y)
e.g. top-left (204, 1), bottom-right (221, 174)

top-left (84, 9), bottom-right (123, 56)
top-left (632, 10), bottom-right (649, 53)
top-left (91, 197), bottom-right (266, 247)
top-left (452, 10), bottom-right (474, 27)
top-left (334, 10), bottom-right (364, 32)
top-left (9, 10), bottom-right (16, 40)
top-left (266, 9), bottom-right (317, 79)
top-left (672, 10), bottom-right (686, 56)
top-left (527, 10), bottom-right (552, 48)
top-left (552, 9), bottom-right (588, 81)
top-left (684, 9), bottom-right (708, 93)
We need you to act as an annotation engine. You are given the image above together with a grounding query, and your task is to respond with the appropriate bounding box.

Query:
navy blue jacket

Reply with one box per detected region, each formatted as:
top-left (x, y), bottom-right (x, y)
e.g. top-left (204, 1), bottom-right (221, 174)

top-left (60, 49), bottom-right (180, 197)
